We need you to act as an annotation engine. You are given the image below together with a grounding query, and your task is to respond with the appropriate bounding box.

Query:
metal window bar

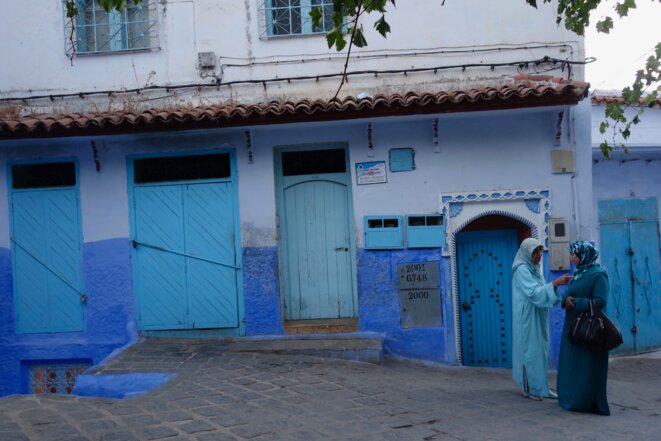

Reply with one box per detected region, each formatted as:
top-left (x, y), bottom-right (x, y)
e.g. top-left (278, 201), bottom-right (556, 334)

top-left (64, 0), bottom-right (158, 55)
top-left (260, 0), bottom-right (334, 38)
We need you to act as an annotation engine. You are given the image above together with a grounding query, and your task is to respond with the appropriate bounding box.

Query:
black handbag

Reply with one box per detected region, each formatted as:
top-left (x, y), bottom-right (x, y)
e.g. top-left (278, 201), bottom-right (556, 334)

top-left (568, 298), bottom-right (623, 352)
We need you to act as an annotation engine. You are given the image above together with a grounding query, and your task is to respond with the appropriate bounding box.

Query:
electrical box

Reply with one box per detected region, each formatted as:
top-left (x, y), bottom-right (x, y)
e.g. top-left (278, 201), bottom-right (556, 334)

top-left (389, 148), bottom-right (415, 172)
top-left (549, 218), bottom-right (570, 270)
top-left (551, 149), bottom-right (575, 173)
top-left (406, 214), bottom-right (445, 248)
top-left (198, 51), bottom-right (216, 69)
top-left (364, 216), bottom-right (403, 249)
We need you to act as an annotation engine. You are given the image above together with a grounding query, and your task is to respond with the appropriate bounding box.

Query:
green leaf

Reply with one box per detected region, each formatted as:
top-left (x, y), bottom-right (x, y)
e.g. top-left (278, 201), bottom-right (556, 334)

top-left (615, 0), bottom-right (636, 18)
top-left (596, 17), bottom-right (614, 34)
top-left (326, 29), bottom-right (346, 51)
top-left (526, 0), bottom-right (538, 8)
top-left (605, 103), bottom-right (623, 120)
top-left (600, 141), bottom-right (612, 159)
top-left (374, 15), bottom-right (391, 37)
top-left (310, 7), bottom-right (323, 28)
top-left (352, 27), bottom-right (368, 48)
top-left (599, 121), bottom-right (609, 134)
top-left (621, 128), bottom-right (631, 139)
top-left (65, 0), bottom-right (78, 18)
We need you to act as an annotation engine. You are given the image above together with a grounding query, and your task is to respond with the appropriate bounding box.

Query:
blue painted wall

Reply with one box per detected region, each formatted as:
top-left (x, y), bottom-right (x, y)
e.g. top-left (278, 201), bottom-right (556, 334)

top-left (243, 247), bottom-right (284, 336)
top-left (0, 239), bottom-right (136, 397)
top-left (357, 249), bottom-right (454, 364)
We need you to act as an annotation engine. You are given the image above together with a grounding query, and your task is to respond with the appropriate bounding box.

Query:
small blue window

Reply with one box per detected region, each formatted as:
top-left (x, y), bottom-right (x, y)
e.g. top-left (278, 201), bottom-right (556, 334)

top-left (264, 0), bottom-right (335, 37)
top-left (406, 215), bottom-right (445, 248)
top-left (66, 0), bottom-right (159, 55)
top-left (389, 148), bottom-right (415, 172)
top-left (364, 216), bottom-right (404, 249)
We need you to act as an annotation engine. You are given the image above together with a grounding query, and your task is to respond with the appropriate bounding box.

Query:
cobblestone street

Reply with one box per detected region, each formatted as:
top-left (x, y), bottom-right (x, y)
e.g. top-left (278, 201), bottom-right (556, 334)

top-left (1, 340), bottom-right (660, 441)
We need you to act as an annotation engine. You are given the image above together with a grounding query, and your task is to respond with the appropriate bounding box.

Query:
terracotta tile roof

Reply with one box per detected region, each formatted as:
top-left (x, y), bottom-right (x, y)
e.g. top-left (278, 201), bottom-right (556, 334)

top-left (592, 95), bottom-right (661, 108)
top-left (0, 75), bottom-right (589, 139)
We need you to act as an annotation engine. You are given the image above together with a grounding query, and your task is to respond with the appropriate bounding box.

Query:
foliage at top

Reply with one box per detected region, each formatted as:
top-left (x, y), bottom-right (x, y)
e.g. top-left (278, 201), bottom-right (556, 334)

top-left (67, 0), bottom-right (659, 156)
top-left (526, 0), bottom-right (660, 157)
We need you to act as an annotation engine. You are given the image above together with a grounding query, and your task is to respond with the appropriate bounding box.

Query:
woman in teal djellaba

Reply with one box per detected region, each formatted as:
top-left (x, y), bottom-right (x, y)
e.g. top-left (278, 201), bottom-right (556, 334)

top-left (512, 238), bottom-right (571, 401)
top-left (557, 240), bottom-right (611, 416)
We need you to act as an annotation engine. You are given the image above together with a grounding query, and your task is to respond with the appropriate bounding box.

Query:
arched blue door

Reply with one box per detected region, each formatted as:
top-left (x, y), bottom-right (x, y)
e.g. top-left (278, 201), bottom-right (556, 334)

top-left (457, 230), bottom-right (517, 367)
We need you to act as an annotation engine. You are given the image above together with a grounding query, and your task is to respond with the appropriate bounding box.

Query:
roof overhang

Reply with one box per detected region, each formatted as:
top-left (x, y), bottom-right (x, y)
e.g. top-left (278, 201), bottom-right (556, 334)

top-left (0, 75), bottom-right (590, 140)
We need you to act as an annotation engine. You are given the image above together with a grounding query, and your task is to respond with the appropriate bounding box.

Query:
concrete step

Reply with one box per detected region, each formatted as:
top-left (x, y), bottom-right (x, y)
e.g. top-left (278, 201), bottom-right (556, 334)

top-left (284, 318), bottom-right (358, 335)
top-left (137, 333), bottom-right (384, 365)
top-left (226, 334), bottom-right (383, 364)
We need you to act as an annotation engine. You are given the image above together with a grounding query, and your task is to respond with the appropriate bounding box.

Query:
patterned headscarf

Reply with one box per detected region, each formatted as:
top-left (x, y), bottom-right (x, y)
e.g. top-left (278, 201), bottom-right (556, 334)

top-left (512, 238), bottom-right (544, 282)
top-left (568, 240), bottom-right (601, 280)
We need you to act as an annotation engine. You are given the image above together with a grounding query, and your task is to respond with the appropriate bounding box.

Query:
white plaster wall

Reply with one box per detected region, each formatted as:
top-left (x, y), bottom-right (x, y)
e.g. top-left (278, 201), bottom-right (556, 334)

top-left (242, 106), bottom-right (582, 247)
top-left (1, 0), bottom-right (584, 111)
top-left (591, 104), bottom-right (661, 150)
top-left (592, 104), bottom-right (661, 234)
top-left (0, 104), bottom-right (587, 249)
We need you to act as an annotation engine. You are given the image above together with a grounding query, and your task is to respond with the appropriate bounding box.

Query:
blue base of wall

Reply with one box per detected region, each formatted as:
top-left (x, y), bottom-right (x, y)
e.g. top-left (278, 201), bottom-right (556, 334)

top-left (73, 372), bottom-right (174, 399)
top-left (243, 247), bottom-right (284, 336)
top-left (357, 249), bottom-right (453, 364)
top-left (0, 239), bottom-right (136, 397)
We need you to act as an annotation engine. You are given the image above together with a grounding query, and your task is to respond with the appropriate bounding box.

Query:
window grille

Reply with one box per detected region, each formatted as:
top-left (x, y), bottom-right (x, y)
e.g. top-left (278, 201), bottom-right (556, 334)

top-left (64, 0), bottom-right (159, 55)
top-left (259, 0), bottom-right (335, 38)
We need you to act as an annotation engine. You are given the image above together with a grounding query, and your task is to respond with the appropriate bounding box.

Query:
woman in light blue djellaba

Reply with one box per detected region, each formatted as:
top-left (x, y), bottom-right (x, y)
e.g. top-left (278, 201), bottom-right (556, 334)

top-left (557, 240), bottom-right (611, 415)
top-left (512, 238), bottom-right (572, 401)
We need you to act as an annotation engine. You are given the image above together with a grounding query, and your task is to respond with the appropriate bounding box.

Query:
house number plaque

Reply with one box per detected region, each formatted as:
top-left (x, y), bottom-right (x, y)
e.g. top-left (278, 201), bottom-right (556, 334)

top-left (397, 261), bottom-right (441, 328)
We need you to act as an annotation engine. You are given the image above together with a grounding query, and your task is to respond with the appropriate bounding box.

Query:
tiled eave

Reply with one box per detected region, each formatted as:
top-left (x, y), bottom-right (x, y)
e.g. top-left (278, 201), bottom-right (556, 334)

top-left (592, 95), bottom-right (661, 108)
top-left (0, 76), bottom-right (589, 140)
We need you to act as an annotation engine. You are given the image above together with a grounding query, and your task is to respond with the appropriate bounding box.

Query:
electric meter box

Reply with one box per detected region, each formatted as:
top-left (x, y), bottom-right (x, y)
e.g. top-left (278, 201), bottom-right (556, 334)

top-left (364, 216), bottom-right (404, 249)
top-left (549, 218), bottom-right (570, 271)
top-left (406, 214), bottom-right (445, 248)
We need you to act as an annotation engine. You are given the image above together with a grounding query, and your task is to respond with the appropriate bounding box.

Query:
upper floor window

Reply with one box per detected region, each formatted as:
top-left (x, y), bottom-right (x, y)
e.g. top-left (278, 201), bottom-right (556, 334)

top-left (65, 0), bottom-right (159, 55)
top-left (262, 0), bottom-right (334, 37)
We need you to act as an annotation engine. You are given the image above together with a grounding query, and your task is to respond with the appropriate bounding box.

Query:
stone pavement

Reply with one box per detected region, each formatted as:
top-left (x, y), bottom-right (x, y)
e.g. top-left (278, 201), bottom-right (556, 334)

top-left (1, 339), bottom-right (660, 441)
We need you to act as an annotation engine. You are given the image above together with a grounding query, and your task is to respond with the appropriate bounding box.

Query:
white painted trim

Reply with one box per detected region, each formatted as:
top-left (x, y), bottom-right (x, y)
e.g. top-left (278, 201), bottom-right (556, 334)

top-left (439, 188), bottom-right (550, 365)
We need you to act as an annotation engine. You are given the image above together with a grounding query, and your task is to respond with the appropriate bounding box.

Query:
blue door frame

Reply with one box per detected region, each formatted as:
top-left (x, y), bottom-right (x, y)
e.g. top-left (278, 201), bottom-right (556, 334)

top-left (127, 150), bottom-right (244, 335)
top-left (456, 229), bottom-right (518, 367)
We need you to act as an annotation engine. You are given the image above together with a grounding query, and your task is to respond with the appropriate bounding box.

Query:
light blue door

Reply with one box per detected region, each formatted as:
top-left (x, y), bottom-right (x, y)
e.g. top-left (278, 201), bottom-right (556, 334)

top-left (598, 198), bottom-right (661, 353)
top-left (457, 230), bottom-right (517, 367)
top-left (11, 187), bottom-right (84, 333)
top-left (132, 182), bottom-right (238, 330)
top-left (277, 148), bottom-right (356, 321)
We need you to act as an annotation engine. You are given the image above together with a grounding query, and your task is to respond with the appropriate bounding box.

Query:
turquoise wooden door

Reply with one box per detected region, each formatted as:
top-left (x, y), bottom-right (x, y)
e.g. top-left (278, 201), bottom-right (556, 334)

top-left (456, 230), bottom-right (517, 367)
top-left (132, 182), bottom-right (239, 330)
top-left (277, 148), bottom-right (356, 320)
top-left (11, 175), bottom-right (84, 333)
top-left (598, 198), bottom-right (661, 353)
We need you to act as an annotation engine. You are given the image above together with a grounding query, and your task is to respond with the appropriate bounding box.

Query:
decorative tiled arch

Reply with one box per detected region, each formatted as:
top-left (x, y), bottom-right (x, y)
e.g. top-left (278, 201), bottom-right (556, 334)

top-left (438, 189), bottom-right (551, 365)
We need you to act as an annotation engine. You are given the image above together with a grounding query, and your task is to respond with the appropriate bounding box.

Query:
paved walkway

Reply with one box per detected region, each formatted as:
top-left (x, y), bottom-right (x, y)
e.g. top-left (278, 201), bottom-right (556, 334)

top-left (1, 339), bottom-right (660, 441)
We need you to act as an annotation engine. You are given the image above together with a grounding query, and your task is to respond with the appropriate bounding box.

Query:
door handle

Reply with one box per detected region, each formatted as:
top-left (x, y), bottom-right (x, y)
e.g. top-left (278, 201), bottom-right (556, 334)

top-left (334, 247), bottom-right (349, 252)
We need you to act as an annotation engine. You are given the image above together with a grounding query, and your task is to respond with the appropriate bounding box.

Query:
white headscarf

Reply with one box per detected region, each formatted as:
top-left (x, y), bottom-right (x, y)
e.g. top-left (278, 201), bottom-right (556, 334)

top-left (512, 238), bottom-right (544, 282)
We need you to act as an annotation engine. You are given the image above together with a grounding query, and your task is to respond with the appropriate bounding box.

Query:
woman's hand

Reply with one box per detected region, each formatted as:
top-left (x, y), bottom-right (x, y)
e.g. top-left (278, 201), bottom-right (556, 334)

top-left (552, 274), bottom-right (573, 287)
top-left (564, 296), bottom-right (575, 310)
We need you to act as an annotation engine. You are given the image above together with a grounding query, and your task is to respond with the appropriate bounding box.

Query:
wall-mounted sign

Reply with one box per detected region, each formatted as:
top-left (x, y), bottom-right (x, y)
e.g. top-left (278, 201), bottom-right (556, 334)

top-left (356, 161), bottom-right (387, 185)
